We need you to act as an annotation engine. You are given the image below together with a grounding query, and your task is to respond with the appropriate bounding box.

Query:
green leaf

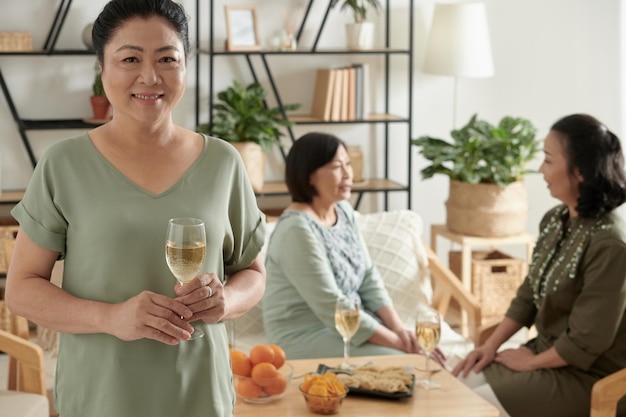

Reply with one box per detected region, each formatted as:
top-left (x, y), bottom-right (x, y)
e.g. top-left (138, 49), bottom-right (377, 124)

top-left (412, 113), bottom-right (540, 188)
top-left (198, 81), bottom-right (301, 153)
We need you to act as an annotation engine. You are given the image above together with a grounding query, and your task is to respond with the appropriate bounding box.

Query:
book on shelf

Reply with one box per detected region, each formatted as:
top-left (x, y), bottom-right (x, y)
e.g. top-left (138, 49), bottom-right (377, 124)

top-left (329, 67), bottom-right (344, 121)
top-left (340, 66), bottom-right (350, 121)
top-left (310, 63), bottom-right (370, 121)
top-left (346, 66), bottom-right (356, 121)
top-left (310, 68), bottom-right (336, 121)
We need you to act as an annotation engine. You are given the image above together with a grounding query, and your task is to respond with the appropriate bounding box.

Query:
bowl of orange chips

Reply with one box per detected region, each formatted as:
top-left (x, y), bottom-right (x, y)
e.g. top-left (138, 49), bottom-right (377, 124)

top-left (299, 372), bottom-right (348, 414)
top-left (231, 344), bottom-right (292, 404)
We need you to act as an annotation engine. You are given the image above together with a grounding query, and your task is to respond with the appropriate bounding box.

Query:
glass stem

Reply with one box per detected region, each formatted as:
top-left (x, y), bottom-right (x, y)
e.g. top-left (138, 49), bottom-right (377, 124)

top-left (343, 337), bottom-right (350, 364)
top-left (425, 353), bottom-right (431, 383)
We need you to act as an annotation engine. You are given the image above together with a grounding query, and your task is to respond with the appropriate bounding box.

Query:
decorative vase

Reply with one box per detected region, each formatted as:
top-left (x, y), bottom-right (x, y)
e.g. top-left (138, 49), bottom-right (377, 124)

top-left (82, 23), bottom-right (94, 50)
top-left (345, 22), bottom-right (375, 50)
top-left (445, 179), bottom-right (529, 237)
top-left (90, 96), bottom-right (111, 120)
top-left (231, 142), bottom-right (265, 193)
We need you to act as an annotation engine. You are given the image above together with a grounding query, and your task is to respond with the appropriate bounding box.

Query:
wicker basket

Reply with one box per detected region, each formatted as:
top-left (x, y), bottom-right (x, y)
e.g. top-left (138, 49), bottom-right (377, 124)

top-left (0, 31), bottom-right (33, 52)
top-left (449, 250), bottom-right (526, 319)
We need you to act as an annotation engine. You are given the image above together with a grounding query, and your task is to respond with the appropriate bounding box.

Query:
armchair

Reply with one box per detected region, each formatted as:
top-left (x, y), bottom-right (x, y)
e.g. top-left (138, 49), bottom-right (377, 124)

top-left (0, 324), bottom-right (49, 417)
top-left (591, 368), bottom-right (626, 417)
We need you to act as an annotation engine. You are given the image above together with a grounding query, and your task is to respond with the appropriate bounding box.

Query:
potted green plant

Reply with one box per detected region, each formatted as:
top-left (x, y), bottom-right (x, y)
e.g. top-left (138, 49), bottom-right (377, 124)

top-left (412, 114), bottom-right (541, 237)
top-left (330, 0), bottom-right (382, 50)
top-left (198, 81), bottom-right (300, 192)
top-left (90, 70), bottom-right (111, 121)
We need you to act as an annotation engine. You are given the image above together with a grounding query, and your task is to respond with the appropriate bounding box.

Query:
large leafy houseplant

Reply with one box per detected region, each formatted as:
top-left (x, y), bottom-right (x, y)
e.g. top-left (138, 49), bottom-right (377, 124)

top-left (198, 81), bottom-right (300, 153)
top-left (412, 114), bottom-right (540, 189)
top-left (330, 0), bottom-right (382, 23)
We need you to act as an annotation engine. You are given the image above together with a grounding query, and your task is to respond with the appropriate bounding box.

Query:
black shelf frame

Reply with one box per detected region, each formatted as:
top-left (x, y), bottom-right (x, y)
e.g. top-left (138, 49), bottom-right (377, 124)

top-left (0, 0), bottom-right (98, 168)
top-left (201, 0), bottom-right (414, 210)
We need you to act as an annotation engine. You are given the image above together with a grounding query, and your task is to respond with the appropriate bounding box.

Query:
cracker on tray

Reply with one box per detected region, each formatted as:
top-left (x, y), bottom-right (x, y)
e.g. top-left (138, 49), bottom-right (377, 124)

top-left (335, 365), bottom-right (413, 394)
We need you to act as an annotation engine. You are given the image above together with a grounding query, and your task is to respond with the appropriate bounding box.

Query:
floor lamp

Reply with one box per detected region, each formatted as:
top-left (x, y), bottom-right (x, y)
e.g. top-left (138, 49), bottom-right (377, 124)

top-left (423, 2), bottom-right (494, 127)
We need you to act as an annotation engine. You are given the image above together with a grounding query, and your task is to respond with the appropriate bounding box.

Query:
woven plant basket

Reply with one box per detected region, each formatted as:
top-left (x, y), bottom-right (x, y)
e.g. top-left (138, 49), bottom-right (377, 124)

top-left (445, 179), bottom-right (528, 237)
top-left (449, 250), bottom-right (526, 320)
top-left (231, 142), bottom-right (265, 193)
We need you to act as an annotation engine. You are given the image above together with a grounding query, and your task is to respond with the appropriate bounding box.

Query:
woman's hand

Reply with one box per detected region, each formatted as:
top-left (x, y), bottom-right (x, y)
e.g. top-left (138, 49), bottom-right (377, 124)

top-left (392, 327), bottom-right (420, 353)
top-left (109, 290), bottom-right (194, 345)
top-left (174, 272), bottom-right (225, 324)
top-left (493, 346), bottom-right (536, 371)
top-left (452, 345), bottom-right (497, 378)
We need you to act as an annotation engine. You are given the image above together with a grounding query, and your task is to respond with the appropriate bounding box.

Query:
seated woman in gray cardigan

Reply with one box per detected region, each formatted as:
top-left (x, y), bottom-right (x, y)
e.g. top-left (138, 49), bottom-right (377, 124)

top-left (262, 132), bottom-right (442, 362)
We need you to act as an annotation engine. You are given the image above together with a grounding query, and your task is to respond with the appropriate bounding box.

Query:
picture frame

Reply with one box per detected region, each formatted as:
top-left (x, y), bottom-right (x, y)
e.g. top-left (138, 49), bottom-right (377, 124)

top-left (224, 5), bottom-right (261, 51)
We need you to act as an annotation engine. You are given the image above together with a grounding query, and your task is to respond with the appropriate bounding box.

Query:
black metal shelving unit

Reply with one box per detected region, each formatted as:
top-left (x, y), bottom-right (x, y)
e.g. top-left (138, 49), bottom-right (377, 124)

top-left (0, 0), bottom-right (98, 168)
top-left (201, 0), bottom-right (414, 210)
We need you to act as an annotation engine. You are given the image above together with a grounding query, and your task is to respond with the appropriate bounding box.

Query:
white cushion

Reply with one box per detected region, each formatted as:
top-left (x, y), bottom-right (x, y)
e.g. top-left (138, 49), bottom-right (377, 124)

top-left (356, 210), bottom-right (433, 327)
top-left (0, 391), bottom-right (49, 417)
top-left (232, 221), bottom-right (276, 352)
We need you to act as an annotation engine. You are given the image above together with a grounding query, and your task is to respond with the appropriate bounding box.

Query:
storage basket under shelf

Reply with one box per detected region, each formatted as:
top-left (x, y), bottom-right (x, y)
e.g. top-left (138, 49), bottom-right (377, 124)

top-left (0, 32), bottom-right (32, 52)
top-left (449, 250), bottom-right (526, 320)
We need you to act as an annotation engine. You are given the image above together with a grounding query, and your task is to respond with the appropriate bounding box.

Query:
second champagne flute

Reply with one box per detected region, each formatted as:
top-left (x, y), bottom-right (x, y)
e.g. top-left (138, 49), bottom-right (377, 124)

top-left (165, 217), bottom-right (207, 340)
top-left (334, 297), bottom-right (361, 369)
top-left (415, 305), bottom-right (441, 389)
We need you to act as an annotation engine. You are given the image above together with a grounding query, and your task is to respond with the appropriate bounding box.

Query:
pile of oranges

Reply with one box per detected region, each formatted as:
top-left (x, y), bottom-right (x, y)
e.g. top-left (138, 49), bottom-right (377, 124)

top-left (230, 344), bottom-right (289, 400)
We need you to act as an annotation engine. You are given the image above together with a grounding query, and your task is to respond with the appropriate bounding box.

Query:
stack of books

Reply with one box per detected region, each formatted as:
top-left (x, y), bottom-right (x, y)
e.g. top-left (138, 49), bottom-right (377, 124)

top-left (309, 63), bottom-right (369, 121)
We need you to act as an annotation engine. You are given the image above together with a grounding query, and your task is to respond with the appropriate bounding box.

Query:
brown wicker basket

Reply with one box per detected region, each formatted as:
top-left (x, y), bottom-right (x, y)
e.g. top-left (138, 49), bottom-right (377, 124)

top-left (449, 250), bottom-right (526, 319)
top-left (0, 31), bottom-right (33, 52)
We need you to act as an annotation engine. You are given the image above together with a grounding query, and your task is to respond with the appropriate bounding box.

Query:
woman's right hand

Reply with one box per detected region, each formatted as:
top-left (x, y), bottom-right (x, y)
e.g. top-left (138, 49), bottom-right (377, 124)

top-left (452, 345), bottom-right (497, 378)
top-left (109, 290), bottom-right (195, 345)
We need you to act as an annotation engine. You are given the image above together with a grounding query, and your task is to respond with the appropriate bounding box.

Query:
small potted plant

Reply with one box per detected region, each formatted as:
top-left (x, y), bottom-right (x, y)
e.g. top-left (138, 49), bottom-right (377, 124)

top-left (330, 0), bottom-right (382, 50)
top-left (198, 81), bottom-right (300, 192)
top-left (90, 70), bottom-right (111, 121)
top-left (412, 114), bottom-right (540, 237)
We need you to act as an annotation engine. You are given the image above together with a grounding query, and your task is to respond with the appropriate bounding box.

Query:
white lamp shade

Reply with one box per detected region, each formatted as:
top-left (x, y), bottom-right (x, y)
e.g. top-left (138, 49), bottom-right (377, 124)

top-left (423, 2), bottom-right (494, 78)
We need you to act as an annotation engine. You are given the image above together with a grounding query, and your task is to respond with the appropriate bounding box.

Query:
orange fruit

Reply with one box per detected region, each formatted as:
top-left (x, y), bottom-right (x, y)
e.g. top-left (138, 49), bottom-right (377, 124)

top-left (249, 344), bottom-right (275, 366)
top-left (269, 344), bottom-right (286, 369)
top-left (236, 378), bottom-right (262, 399)
top-left (263, 373), bottom-right (288, 396)
top-left (230, 350), bottom-right (252, 377)
top-left (251, 362), bottom-right (279, 387)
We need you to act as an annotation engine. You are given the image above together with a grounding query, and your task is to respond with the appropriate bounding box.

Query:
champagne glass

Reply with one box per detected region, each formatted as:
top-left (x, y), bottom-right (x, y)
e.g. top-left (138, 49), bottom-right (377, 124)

top-left (415, 305), bottom-right (441, 389)
top-left (165, 218), bottom-right (207, 340)
top-left (334, 297), bottom-right (361, 369)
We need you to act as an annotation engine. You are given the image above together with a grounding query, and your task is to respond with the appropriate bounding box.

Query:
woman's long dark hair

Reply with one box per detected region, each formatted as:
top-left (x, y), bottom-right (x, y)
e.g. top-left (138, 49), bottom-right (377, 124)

top-left (551, 114), bottom-right (626, 218)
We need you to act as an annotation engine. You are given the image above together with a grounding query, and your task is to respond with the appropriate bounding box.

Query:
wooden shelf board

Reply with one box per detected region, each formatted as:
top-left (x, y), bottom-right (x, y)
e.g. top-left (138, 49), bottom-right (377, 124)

top-left (0, 190), bottom-right (25, 204)
top-left (256, 179), bottom-right (406, 196)
top-left (289, 113), bottom-right (407, 123)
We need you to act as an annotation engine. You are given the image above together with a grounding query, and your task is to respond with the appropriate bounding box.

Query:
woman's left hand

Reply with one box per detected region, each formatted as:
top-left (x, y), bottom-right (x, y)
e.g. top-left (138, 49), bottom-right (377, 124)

top-left (174, 272), bottom-right (225, 324)
top-left (493, 346), bottom-right (536, 371)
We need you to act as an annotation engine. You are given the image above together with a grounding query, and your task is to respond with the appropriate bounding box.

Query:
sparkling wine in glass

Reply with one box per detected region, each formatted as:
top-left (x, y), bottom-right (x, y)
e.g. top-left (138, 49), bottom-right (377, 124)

top-left (415, 306), bottom-right (442, 389)
top-left (334, 297), bottom-right (361, 369)
top-left (165, 217), bottom-right (207, 340)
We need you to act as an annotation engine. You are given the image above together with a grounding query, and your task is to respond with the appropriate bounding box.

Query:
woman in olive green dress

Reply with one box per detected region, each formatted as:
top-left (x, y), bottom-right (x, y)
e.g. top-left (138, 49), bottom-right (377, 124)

top-left (453, 114), bottom-right (626, 417)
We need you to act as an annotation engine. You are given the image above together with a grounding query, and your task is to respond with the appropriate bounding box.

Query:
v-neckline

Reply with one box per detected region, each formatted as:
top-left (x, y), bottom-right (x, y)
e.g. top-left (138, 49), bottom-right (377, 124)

top-left (85, 134), bottom-right (208, 198)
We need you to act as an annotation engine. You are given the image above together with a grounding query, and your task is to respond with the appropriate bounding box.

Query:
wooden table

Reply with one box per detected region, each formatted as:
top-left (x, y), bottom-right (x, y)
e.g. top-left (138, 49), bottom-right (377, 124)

top-left (234, 355), bottom-right (499, 417)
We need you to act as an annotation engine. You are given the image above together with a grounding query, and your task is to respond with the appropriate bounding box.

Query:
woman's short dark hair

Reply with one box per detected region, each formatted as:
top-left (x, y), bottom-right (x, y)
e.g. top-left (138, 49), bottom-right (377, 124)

top-left (92, 0), bottom-right (190, 64)
top-left (551, 114), bottom-right (626, 218)
top-left (285, 132), bottom-right (347, 203)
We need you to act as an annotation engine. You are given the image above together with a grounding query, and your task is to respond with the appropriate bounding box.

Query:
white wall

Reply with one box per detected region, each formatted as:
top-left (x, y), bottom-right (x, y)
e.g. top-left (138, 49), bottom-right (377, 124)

top-left (1, 0), bottom-right (624, 243)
